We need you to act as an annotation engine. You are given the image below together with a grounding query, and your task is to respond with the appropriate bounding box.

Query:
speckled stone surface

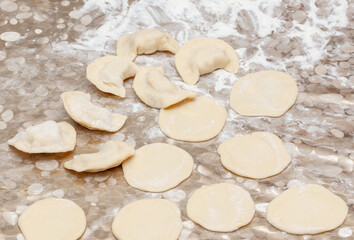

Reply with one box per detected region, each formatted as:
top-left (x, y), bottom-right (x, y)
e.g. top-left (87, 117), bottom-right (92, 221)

top-left (0, 0), bottom-right (353, 239)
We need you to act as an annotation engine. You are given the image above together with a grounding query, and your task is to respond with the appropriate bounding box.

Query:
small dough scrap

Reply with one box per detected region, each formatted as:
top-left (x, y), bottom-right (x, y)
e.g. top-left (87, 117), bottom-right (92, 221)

top-left (64, 140), bottom-right (135, 172)
top-left (159, 96), bottom-right (227, 142)
top-left (116, 28), bottom-right (179, 61)
top-left (230, 71), bottom-right (298, 117)
top-left (122, 143), bottom-right (193, 192)
top-left (266, 184), bottom-right (348, 235)
top-left (61, 91), bottom-right (127, 132)
top-left (186, 183), bottom-right (255, 232)
top-left (175, 38), bottom-right (239, 85)
top-left (112, 199), bottom-right (182, 240)
top-left (18, 198), bottom-right (86, 240)
top-left (218, 132), bottom-right (291, 179)
top-left (133, 66), bottom-right (196, 108)
top-left (86, 55), bottom-right (139, 98)
top-left (7, 120), bottom-right (76, 153)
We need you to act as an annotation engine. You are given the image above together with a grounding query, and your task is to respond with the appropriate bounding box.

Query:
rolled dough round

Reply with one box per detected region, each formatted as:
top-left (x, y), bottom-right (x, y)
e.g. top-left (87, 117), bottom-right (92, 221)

top-left (122, 143), bottom-right (193, 192)
top-left (159, 96), bottom-right (227, 142)
top-left (18, 198), bottom-right (86, 240)
top-left (266, 184), bottom-right (348, 234)
top-left (218, 132), bottom-right (291, 179)
top-left (186, 183), bottom-right (255, 232)
top-left (112, 198), bottom-right (183, 240)
top-left (230, 71), bottom-right (298, 117)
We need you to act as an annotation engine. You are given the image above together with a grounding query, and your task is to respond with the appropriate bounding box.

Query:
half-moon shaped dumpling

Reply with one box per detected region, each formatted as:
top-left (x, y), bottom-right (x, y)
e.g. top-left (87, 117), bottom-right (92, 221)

top-left (175, 38), bottom-right (239, 85)
top-left (64, 140), bottom-right (135, 172)
top-left (133, 66), bottom-right (196, 109)
top-left (86, 56), bottom-right (139, 98)
top-left (61, 91), bottom-right (127, 132)
top-left (7, 120), bottom-right (76, 153)
top-left (116, 29), bottom-right (179, 61)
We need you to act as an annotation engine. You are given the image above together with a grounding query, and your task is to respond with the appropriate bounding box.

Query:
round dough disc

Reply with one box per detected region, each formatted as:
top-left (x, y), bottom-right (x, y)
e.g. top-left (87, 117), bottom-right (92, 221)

top-left (159, 96), bottom-right (227, 142)
top-left (266, 184), bottom-right (348, 234)
top-left (122, 143), bottom-right (193, 192)
top-left (218, 132), bottom-right (291, 179)
top-left (18, 198), bottom-right (86, 240)
top-left (186, 183), bottom-right (255, 232)
top-left (230, 71), bottom-right (298, 117)
top-left (112, 199), bottom-right (183, 240)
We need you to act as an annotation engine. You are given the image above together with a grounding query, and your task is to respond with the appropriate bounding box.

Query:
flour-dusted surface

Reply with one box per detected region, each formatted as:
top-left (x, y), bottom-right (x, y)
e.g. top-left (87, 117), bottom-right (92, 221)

top-left (0, 0), bottom-right (353, 239)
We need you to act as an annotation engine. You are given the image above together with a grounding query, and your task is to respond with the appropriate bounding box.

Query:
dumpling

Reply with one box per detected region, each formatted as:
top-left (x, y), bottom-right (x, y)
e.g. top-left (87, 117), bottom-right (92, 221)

top-left (86, 56), bottom-right (139, 98)
top-left (64, 140), bottom-right (135, 173)
top-left (61, 91), bottom-right (127, 132)
top-left (116, 29), bottom-right (179, 61)
top-left (7, 120), bottom-right (76, 153)
top-left (175, 38), bottom-right (239, 85)
top-left (133, 66), bottom-right (196, 108)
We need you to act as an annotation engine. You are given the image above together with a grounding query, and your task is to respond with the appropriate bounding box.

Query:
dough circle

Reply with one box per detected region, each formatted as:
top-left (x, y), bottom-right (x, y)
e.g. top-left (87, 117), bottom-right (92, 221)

top-left (122, 143), bottom-right (193, 192)
top-left (112, 198), bottom-right (183, 240)
top-left (186, 183), bottom-right (255, 232)
top-left (218, 132), bottom-right (291, 179)
top-left (266, 184), bottom-right (348, 234)
top-left (230, 71), bottom-right (298, 117)
top-left (159, 97), bottom-right (227, 142)
top-left (18, 198), bottom-right (86, 240)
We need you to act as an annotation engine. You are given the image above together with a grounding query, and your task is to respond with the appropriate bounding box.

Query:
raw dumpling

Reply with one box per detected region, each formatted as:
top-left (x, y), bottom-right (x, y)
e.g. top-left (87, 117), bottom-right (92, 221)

top-left (159, 97), bottom-right (227, 142)
top-left (64, 140), bottom-right (135, 173)
top-left (186, 183), bottom-right (255, 232)
top-left (61, 91), bottom-right (127, 132)
top-left (116, 28), bottom-right (179, 61)
top-left (218, 132), bottom-right (291, 179)
top-left (230, 71), bottom-right (298, 117)
top-left (86, 56), bottom-right (139, 98)
top-left (175, 38), bottom-right (239, 85)
top-left (112, 199), bottom-right (183, 240)
top-left (18, 198), bottom-right (86, 240)
top-left (7, 120), bottom-right (76, 153)
top-left (133, 66), bottom-right (196, 108)
top-left (266, 184), bottom-right (348, 234)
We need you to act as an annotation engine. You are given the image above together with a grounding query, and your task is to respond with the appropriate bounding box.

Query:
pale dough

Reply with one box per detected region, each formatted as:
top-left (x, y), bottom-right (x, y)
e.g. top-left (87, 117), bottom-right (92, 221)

top-left (175, 38), bottom-right (239, 85)
top-left (133, 66), bottom-right (196, 108)
top-left (230, 71), bottom-right (298, 117)
top-left (116, 28), bottom-right (179, 61)
top-left (122, 143), bottom-right (193, 192)
top-left (159, 96), bottom-right (227, 142)
top-left (7, 120), bottom-right (76, 153)
top-left (86, 55), bottom-right (139, 98)
top-left (112, 199), bottom-right (182, 240)
top-left (64, 140), bottom-right (135, 172)
top-left (266, 184), bottom-right (348, 234)
top-left (218, 132), bottom-right (291, 179)
top-left (61, 91), bottom-right (127, 132)
top-left (18, 198), bottom-right (86, 240)
top-left (186, 183), bottom-right (255, 232)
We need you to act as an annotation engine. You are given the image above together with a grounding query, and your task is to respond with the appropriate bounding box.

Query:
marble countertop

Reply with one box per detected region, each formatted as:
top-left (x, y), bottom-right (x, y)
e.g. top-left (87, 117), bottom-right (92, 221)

top-left (0, 0), bottom-right (353, 239)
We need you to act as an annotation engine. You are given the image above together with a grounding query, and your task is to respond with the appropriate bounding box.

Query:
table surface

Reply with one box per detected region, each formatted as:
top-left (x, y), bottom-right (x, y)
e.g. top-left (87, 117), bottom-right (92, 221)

top-left (0, 0), bottom-right (353, 239)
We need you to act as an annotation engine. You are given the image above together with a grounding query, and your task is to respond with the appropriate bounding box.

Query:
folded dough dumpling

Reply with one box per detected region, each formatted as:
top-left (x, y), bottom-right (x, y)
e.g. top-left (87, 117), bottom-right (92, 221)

top-left (116, 28), bottom-right (179, 61)
top-left (61, 91), bottom-right (127, 132)
top-left (175, 38), bottom-right (239, 85)
top-left (64, 140), bottom-right (135, 172)
top-left (86, 56), bottom-right (139, 98)
top-left (7, 120), bottom-right (76, 153)
top-left (133, 66), bottom-right (196, 108)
